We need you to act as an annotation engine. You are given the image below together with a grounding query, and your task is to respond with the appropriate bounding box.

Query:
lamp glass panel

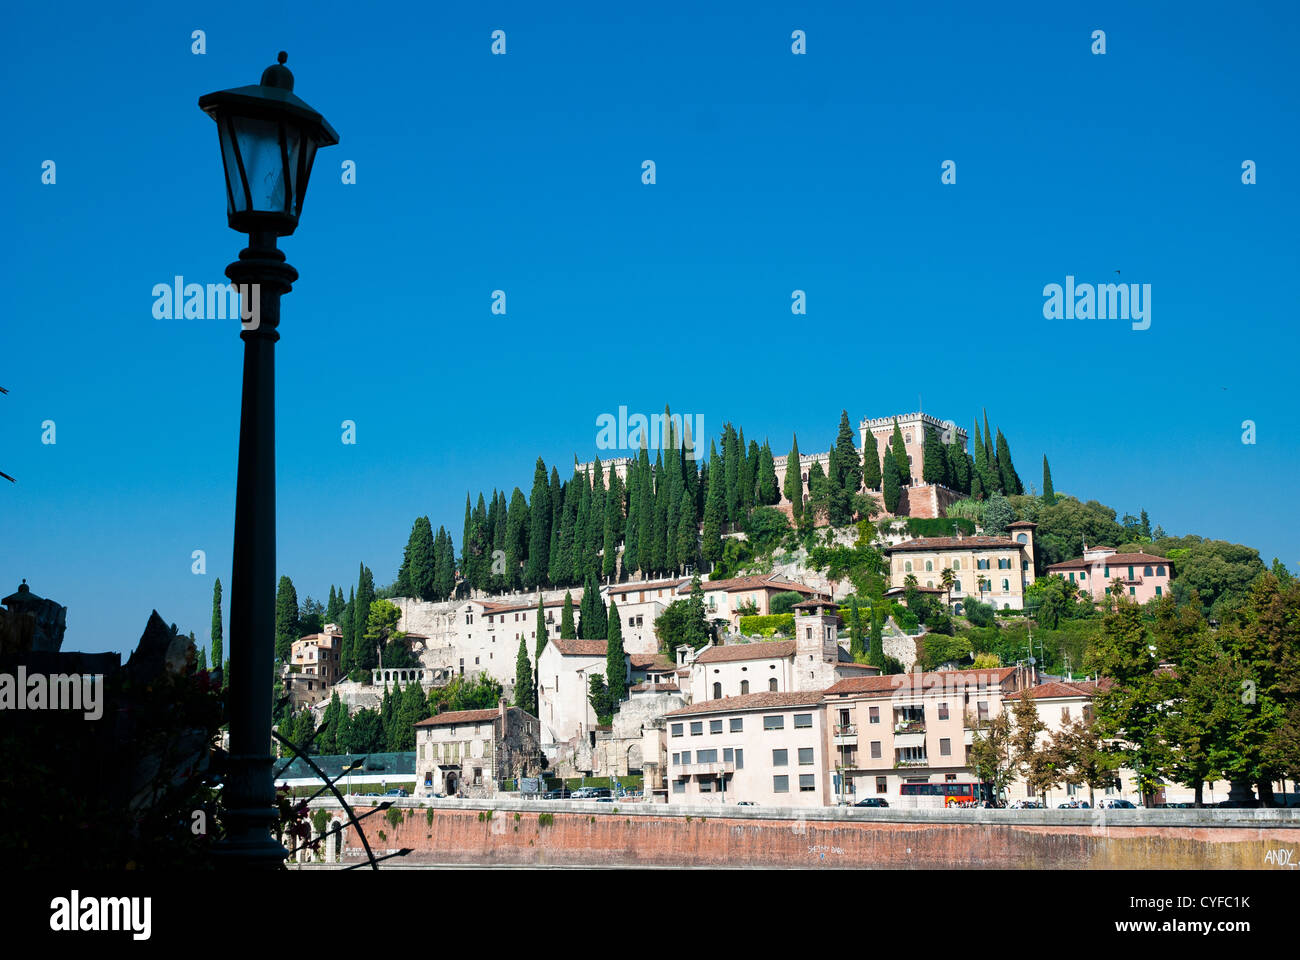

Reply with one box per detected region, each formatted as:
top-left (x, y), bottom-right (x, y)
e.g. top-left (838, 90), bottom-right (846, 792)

top-left (233, 115), bottom-right (289, 213)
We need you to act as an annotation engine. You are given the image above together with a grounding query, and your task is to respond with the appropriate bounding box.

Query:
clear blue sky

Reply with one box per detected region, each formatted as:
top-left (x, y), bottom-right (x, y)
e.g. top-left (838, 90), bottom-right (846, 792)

top-left (2, 1), bottom-right (1296, 655)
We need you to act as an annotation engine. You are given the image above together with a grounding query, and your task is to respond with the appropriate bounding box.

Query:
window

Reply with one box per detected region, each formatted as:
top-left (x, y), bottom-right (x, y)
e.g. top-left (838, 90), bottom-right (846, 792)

top-left (998, 558), bottom-right (1011, 570)
top-left (673, 780), bottom-right (686, 794)
top-left (925, 560), bottom-right (933, 572)
top-left (799, 775), bottom-right (815, 791)
top-left (1156, 585), bottom-right (1162, 597)
top-left (1128, 566), bottom-right (1135, 579)
top-left (946, 773), bottom-right (957, 782)
top-left (740, 680), bottom-right (750, 694)
top-left (870, 741), bottom-right (881, 759)
top-left (1002, 579), bottom-right (1010, 592)
top-left (681, 751), bottom-right (691, 764)
top-left (904, 561), bottom-right (913, 573)
top-left (876, 776), bottom-right (888, 794)
top-left (794, 713), bottom-right (812, 729)
top-left (798, 747), bottom-right (814, 765)
top-left (869, 706), bottom-right (880, 723)
top-left (764, 715), bottom-right (784, 730)
top-left (940, 738), bottom-right (951, 756)
top-left (1104, 565), bottom-right (1110, 577)
top-left (699, 779), bottom-right (714, 793)
top-left (1157, 565), bottom-right (1166, 576)
top-left (735, 749), bottom-right (744, 769)
top-left (953, 581), bottom-right (961, 593)
top-left (672, 753), bottom-right (679, 765)
top-left (712, 682), bottom-right (722, 699)
top-left (671, 723), bottom-right (683, 738)
top-left (1129, 586), bottom-right (1136, 596)
top-left (730, 717), bottom-right (743, 733)
top-left (938, 702), bottom-right (949, 720)
top-left (977, 559), bottom-right (990, 570)
top-left (723, 748), bottom-right (733, 762)
top-left (710, 719), bottom-right (723, 734)
top-left (691, 721), bottom-right (703, 736)
top-left (1144, 565), bottom-right (1153, 576)
top-left (773, 776), bottom-right (790, 793)
top-left (773, 749), bottom-right (788, 766)
top-left (953, 560), bottom-right (961, 570)
top-left (697, 749), bottom-right (718, 764)
top-left (977, 701), bottom-right (989, 721)
top-left (768, 678), bottom-right (778, 692)
top-left (1016, 533), bottom-right (1028, 543)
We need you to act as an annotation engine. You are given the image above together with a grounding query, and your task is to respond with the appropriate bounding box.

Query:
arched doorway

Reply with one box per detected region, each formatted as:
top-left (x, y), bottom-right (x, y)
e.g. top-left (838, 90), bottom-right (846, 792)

top-left (444, 771), bottom-right (459, 795)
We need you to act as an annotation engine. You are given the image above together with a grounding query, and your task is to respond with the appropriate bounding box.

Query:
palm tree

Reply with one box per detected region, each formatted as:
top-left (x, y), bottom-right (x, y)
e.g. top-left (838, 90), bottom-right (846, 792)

top-left (940, 568), bottom-right (955, 609)
top-left (903, 573), bottom-right (918, 589)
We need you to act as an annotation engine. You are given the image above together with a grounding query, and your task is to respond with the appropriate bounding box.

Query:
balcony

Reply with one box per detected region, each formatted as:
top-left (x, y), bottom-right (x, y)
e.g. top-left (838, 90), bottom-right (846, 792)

top-left (894, 731), bottom-right (927, 748)
top-left (894, 758), bottom-right (929, 769)
top-left (679, 762), bottom-right (735, 777)
top-left (894, 721), bottom-right (926, 735)
top-left (833, 723), bottom-right (857, 743)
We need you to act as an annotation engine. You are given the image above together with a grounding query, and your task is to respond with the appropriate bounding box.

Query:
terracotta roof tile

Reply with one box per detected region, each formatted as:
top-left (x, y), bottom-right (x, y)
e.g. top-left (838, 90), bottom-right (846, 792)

top-left (695, 575), bottom-right (819, 595)
top-left (887, 537), bottom-right (1021, 552)
top-left (823, 667), bottom-right (1019, 697)
top-left (630, 682), bottom-right (680, 693)
top-left (694, 639), bottom-right (797, 664)
top-left (549, 638), bottom-right (607, 657)
top-left (664, 690), bottom-right (827, 717)
top-left (415, 708), bottom-right (501, 727)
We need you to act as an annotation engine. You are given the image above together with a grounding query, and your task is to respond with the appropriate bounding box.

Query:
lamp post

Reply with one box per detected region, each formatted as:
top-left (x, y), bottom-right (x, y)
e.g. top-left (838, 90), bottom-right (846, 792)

top-left (199, 52), bottom-right (338, 868)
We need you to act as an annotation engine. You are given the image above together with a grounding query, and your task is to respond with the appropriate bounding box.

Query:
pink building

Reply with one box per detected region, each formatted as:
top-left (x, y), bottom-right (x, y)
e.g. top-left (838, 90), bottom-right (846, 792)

top-left (1045, 545), bottom-right (1173, 604)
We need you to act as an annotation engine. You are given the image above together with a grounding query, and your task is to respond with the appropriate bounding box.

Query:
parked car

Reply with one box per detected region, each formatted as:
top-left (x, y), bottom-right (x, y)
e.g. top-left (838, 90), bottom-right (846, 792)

top-left (587, 788), bottom-right (612, 800)
top-left (854, 798), bottom-right (889, 808)
top-left (1099, 798), bottom-right (1137, 809)
top-left (541, 787), bottom-right (572, 799)
top-left (1057, 799), bottom-right (1090, 809)
top-left (384, 788), bottom-right (408, 797)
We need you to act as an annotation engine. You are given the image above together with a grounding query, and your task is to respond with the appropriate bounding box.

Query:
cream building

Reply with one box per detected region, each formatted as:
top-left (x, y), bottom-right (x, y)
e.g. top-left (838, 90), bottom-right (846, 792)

top-left (663, 691), bottom-right (831, 806)
top-left (884, 522), bottom-right (1037, 611)
top-left (413, 701), bottom-right (543, 798)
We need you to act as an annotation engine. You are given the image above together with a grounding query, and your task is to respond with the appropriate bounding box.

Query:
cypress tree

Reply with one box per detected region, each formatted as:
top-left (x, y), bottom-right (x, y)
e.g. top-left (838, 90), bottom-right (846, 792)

top-left (636, 445), bottom-right (654, 575)
top-left (623, 463), bottom-right (641, 575)
top-left (1139, 509), bottom-right (1151, 539)
top-left (461, 493), bottom-right (473, 578)
top-left (723, 423), bottom-right (741, 523)
top-left (585, 573), bottom-right (608, 640)
top-left (606, 598), bottom-right (627, 705)
top-left (525, 458), bottom-right (551, 588)
top-left (972, 417), bottom-right (989, 495)
top-left (784, 433), bottom-right (804, 524)
top-left (340, 586), bottom-right (355, 674)
top-left (922, 426), bottom-right (947, 486)
top-left (409, 516), bottom-right (436, 600)
top-left (555, 474), bottom-right (578, 586)
top-left (757, 440), bottom-right (779, 505)
top-left (436, 527), bottom-right (456, 599)
top-left (560, 590), bottom-right (576, 639)
top-left (890, 418), bottom-right (911, 486)
top-left (396, 523), bottom-right (414, 597)
top-left (325, 584), bottom-right (342, 625)
top-left (603, 468), bottom-right (625, 580)
top-left (849, 599), bottom-right (865, 659)
top-left (197, 646), bottom-right (208, 671)
top-left (505, 487), bottom-right (528, 592)
top-left (1042, 456), bottom-right (1056, 505)
top-left (983, 410), bottom-right (995, 471)
top-left (702, 440), bottom-right (726, 566)
top-left (534, 596), bottom-right (548, 709)
top-left (352, 564), bottom-right (376, 672)
top-left (676, 489), bottom-right (698, 574)
top-left (210, 578), bottom-right (223, 675)
top-left (491, 491), bottom-right (508, 593)
top-left (514, 635), bottom-right (535, 713)
top-left (868, 608), bottom-right (885, 668)
top-left (573, 471), bottom-right (591, 583)
top-left (741, 434), bottom-right (758, 512)
top-left (806, 460), bottom-right (827, 525)
top-left (882, 452), bottom-right (902, 514)
top-left (834, 410), bottom-right (862, 494)
top-left (274, 575), bottom-right (299, 664)
top-left (862, 428), bottom-right (882, 490)
top-left (995, 429), bottom-right (1022, 496)
top-left (650, 451), bottom-right (667, 574)
top-left (584, 468), bottom-right (603, 583)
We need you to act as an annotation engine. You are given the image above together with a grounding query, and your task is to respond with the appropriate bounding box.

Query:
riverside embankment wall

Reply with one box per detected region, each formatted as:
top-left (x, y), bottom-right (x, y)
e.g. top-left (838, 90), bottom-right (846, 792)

top-left (316, 798), bottom-right (1300, 869)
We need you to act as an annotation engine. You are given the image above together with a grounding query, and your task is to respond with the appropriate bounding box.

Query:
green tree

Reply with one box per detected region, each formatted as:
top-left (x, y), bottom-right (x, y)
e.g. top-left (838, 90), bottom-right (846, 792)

top-left (757, 440), bottom-right (780, 505)
top-left (606, 598), bottom-right (627, 704)
top-left (702, 440), bottom-right (726, 567)
top-left (210, 578), bottom-right (223, 682)
top-left (967, 710), bottom-right (1016, 801)
top-left (588, 673), bottom-right (616, 726)
top-left (995, 429), bottom-right (1022, 496)
top-left (862, 429), bottom-right (882, 490)
top-left (848, 600), bottom-right (865, 660)
top-left (783, 433), bottom-right (804, 525)
top-left (982, 493), bottom-right (1015, 537)
top-left (351, 564), bottom-right (377, 675)
top-left (505, 487), bottom-right (529, 591)
top-left (881, 453), bottom-right (901, 514)
top-left (274, 575), bottom-right (300, 664)
top-left (514, 636), bottom-right (536, 714)
top-left (525, 458), bottom-right (552, 588)
top-left (889, 418), bottom-right (911, 486)
top-left (921, 425), bottom-right (947, 486)
top-left (560, 590), bottom-right (576, 639)
top-left (408, 516), bottom-right (436, 600)
top-left (1042, 456), bottom-right (1056, 505)
top-left (833, 410), bottom-right (862, 496)
top-left (603, 468), bottom-right (624, 580)
top-left (676, 489), bottom-right (698, 574)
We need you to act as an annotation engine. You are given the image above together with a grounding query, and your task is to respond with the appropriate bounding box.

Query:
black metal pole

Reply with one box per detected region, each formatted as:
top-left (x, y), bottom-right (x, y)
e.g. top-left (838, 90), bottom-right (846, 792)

top-left (215, 231), bottom-right (298, 868)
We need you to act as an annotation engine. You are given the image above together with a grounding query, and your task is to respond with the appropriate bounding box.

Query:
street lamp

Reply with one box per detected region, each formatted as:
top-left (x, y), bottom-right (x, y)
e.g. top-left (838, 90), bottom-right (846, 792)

top-left (200, 52), bottom-right (338, 869)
